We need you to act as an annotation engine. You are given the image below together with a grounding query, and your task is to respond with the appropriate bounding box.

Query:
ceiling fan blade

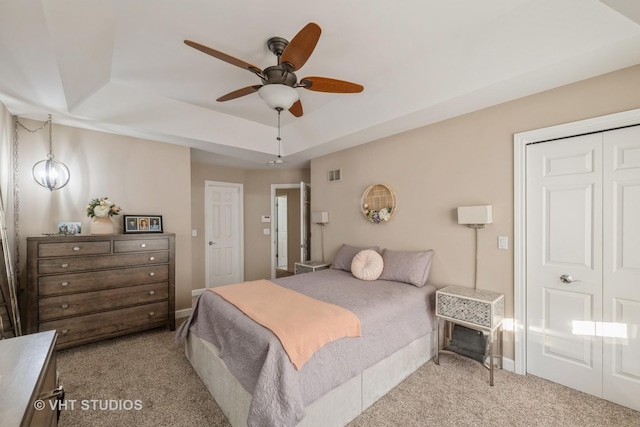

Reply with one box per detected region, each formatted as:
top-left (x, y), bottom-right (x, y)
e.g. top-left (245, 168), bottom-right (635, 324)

top-left (216, 85), bottom-right (262, 102)
top-left (289, 100), bottom-right (303, 117)
top-left (184, 40), bottom-right (263, 76)
top-left (299, 76), bottom-right (364, 93)
top-left (280, 23), bottom-right (321, 71)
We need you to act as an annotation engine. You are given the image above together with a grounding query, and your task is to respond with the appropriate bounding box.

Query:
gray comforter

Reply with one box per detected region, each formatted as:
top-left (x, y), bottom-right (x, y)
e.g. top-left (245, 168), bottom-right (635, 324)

top-left (176, 269), bottom-right (436, 427)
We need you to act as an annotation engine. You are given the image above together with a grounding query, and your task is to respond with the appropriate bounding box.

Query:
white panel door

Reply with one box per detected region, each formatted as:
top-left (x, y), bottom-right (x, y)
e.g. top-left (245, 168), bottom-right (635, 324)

top-left (602, 126), bottom-right (640, 411)
top-left (206, 182), bottom-right (243, 288)
top-left (526, 134), bottom-right (603, 396)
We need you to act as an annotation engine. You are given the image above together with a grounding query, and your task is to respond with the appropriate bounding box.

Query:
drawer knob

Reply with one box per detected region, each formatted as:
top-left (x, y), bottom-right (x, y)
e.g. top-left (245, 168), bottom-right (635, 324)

top-left (149, 290), bottom-right (155, 295)
top-left (149, 272), bottom-right (155, 277)
top-left (60, 282), bottom-right (69, 287)
top-left (61, 304), bottom-right (69, 309)
top-left (61, 329), bottom-right (70, 335)
top-left (149, 256), bottom-right (155, 261)
top-left (61, 263), bottom-right (69, 268)
top-left (140, 243), bottom-right (147, 248)
top-left (148, 311), bottom-right (155, 317)
top-left (73, 246), bottom-right (80, 251)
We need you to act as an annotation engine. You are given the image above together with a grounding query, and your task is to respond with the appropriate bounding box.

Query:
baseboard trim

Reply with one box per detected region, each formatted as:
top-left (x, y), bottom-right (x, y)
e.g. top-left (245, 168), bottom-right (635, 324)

top-left (176, 308), bottom-right (192, 319)
top-left (176, 288), bottom-right (207, 320)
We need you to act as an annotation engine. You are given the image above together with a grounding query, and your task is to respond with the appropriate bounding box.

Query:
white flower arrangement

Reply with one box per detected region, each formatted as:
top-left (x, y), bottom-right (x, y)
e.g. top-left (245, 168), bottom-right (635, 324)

top-left (363, 204), bottom-right (392, 223)
top-left (86, 197), bottom-right (121, 218)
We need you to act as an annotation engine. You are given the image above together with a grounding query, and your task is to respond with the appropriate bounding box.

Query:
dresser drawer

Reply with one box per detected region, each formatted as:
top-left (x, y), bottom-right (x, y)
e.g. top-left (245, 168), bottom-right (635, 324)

top-left (39, 301), bottom-right (168, 347)
top-left (37, 240), bottom-right (111, 257)
top-left (114, 238), bottom-right (170, 253)
top-left (39, 282), bottom-right (169, 321)
top-left (39, 264), bottom-right (170, 296)
top-left (38, 251), bottom-right (169, 274)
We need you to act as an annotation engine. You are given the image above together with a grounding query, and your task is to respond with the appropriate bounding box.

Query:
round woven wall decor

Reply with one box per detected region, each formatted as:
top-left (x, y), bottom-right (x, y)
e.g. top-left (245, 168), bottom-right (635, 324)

top-left (361, 184), bottom-right (396, 223)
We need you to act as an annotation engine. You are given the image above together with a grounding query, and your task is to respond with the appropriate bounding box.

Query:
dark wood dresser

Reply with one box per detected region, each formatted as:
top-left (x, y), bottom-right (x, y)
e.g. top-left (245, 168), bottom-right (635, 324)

top-left (25, 233), bottom-right (175, 349)
top-left (0, 330), bottom-right (62, 427)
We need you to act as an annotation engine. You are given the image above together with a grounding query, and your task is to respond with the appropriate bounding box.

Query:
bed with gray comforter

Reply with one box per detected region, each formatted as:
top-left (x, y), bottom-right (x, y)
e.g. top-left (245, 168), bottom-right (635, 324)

top-left (176, 268), bottom-right (436, 426)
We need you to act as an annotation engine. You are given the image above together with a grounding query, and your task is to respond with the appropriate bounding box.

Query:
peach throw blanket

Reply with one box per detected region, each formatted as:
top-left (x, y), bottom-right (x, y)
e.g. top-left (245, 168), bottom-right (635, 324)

top-left (211, 279), bottom-right (361, 370)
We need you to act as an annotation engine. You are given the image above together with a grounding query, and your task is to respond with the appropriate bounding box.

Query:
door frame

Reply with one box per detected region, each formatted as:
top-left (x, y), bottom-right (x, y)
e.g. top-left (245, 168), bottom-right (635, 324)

top-left (513, 107), bottom-right (640, 375)
top-left (205, 180), bottom-right (244, 289)
top-left (270, 183), bottom-right (300, 279)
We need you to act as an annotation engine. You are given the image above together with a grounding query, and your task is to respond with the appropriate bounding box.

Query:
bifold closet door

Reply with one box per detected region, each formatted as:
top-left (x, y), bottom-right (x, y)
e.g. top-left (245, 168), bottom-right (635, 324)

top-left (527, 125), bottom-right (640, 411)
top-left (526, 133), bottom-right (603, 397)
top-left (602, 126), bottom-right (640, 412)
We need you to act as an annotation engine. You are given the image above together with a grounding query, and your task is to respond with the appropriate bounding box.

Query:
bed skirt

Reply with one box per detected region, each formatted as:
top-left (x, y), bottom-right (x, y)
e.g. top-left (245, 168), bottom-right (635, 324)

top-left (185, 330), bottom-right (436, 427)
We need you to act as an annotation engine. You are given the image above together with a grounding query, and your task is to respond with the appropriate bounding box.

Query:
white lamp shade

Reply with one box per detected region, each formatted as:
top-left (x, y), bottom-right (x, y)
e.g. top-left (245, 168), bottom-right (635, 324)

top-left (258, 84), bottom-right (299, 110)
top-left (457, 205), bottom-right (493, 225)
top-left (311, 211), bottom-right (329, 224)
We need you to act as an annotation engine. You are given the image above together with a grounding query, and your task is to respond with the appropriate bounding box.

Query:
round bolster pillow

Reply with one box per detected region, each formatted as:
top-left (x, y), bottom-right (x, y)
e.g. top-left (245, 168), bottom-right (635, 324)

top-left (350, 249), bottom-right (384, 281)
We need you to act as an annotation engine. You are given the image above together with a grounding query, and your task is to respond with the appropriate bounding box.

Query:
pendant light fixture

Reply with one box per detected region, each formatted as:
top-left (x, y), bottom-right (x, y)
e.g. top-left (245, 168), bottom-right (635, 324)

top-left (31, 114), bottom-right (70, 191)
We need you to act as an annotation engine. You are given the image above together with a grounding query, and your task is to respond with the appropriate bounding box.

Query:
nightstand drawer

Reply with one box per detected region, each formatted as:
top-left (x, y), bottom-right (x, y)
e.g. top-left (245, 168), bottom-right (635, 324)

top-left (436, 286), bottom-right (504, 330)
top-left (294, 261), bottom-right (331, 274)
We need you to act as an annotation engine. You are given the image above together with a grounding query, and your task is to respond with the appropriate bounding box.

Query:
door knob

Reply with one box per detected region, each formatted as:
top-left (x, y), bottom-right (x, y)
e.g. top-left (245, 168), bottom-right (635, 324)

top-left (560, 274), bottom-right (576, 284)
top-left (209, 241), bottom-right (217, 245)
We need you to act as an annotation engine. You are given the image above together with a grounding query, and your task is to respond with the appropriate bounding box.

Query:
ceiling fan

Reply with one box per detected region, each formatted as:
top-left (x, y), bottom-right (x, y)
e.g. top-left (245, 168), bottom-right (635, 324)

top-left (184, 22), bottom-right (364, 117)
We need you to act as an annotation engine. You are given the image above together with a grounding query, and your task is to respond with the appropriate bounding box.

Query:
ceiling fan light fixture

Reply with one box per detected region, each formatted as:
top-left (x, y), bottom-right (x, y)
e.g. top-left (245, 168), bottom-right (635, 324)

top-left (258, 84), bottom-right (299, 110)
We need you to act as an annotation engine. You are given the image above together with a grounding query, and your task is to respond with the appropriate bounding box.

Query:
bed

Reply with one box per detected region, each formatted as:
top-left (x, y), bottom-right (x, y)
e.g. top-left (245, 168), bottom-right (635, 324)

top-left (176, 246), bottom-right (437, 427)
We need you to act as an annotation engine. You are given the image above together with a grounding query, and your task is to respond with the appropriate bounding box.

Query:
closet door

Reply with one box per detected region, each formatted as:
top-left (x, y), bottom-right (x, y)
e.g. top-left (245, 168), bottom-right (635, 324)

top-left (602, 126), bottom-right (640, 411)
top-left (526, 133), bottom-right (604, 396)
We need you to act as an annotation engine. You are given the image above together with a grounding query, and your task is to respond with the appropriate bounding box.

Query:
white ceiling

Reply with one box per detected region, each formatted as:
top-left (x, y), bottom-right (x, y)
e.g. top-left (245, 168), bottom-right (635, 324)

top-left (1, 0), bottom-right (639, 169)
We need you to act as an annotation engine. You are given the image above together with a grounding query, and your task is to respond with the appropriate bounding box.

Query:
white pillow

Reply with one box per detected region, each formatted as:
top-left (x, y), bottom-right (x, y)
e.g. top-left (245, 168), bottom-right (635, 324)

top-left (351, 249), bottom-right (384, 281)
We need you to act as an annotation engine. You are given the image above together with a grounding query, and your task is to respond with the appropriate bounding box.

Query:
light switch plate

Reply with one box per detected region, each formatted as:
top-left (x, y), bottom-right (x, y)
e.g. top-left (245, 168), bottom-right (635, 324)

top-left (263, 228), bottom-right (270, 235)
top-left (498, 236), bottom-right (508, 250)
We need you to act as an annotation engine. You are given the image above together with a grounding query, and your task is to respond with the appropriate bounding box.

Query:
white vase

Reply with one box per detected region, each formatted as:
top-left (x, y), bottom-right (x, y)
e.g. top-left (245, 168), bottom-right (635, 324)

top-left (90, 217), bottom-right (114, 235)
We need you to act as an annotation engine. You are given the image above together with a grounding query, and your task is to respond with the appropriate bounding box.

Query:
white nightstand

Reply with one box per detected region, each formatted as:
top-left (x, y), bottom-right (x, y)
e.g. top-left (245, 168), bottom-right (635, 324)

top-left (294, 260), bottom-right (331, 275)
top-left (434, 285), bottom-right (504, 385)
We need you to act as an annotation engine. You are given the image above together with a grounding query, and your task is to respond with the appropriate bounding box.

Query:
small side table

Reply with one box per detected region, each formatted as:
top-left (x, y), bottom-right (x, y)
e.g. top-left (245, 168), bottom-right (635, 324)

top-left (294, 260), bottom-right (331, 275)
top-left (434, 285), bottom-right (504, 385)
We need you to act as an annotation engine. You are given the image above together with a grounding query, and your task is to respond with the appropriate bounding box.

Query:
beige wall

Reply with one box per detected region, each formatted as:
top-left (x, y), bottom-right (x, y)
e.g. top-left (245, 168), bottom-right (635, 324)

top-left (13, 119), bottom-right (193, 311)
top-left (310, 64), bottom-right (640, 361)
top-left (190, 159), bottom-right (310, 288)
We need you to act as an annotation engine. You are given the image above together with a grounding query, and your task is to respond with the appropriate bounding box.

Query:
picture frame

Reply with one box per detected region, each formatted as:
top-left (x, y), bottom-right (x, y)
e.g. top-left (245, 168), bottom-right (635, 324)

top-left (57, 221), bottom-right (81, 235)
top-left (123, 215), bottom-right (163, 234)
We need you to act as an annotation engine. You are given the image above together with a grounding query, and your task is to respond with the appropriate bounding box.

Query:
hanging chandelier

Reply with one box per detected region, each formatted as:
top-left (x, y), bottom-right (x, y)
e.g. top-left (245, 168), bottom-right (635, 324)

top-left (31, 114), bottom-right (70, 191)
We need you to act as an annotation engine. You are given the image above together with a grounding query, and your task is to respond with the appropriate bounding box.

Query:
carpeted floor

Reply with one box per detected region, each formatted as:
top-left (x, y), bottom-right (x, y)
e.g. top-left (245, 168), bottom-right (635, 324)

top-left (56, 325), bottom-right (640, 427)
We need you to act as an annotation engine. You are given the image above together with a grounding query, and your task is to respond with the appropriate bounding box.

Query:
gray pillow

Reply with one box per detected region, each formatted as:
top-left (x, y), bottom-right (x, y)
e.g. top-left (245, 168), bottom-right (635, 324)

top-left (379, 249), bottom-right (434, 287)
top-left (331, 244), bottom-right (380, 272)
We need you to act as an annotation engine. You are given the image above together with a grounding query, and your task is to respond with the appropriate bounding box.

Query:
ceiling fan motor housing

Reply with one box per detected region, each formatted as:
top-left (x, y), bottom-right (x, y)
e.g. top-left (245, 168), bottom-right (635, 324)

top-left (262, 65), bottom-right (297, 87)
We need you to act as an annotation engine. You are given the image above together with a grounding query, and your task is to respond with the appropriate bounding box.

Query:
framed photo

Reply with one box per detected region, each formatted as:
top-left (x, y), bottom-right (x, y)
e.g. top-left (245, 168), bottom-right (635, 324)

top-left (123, 215), bottom-right (163, 234)
top-left (57, 221), bottom-right (81, 235)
